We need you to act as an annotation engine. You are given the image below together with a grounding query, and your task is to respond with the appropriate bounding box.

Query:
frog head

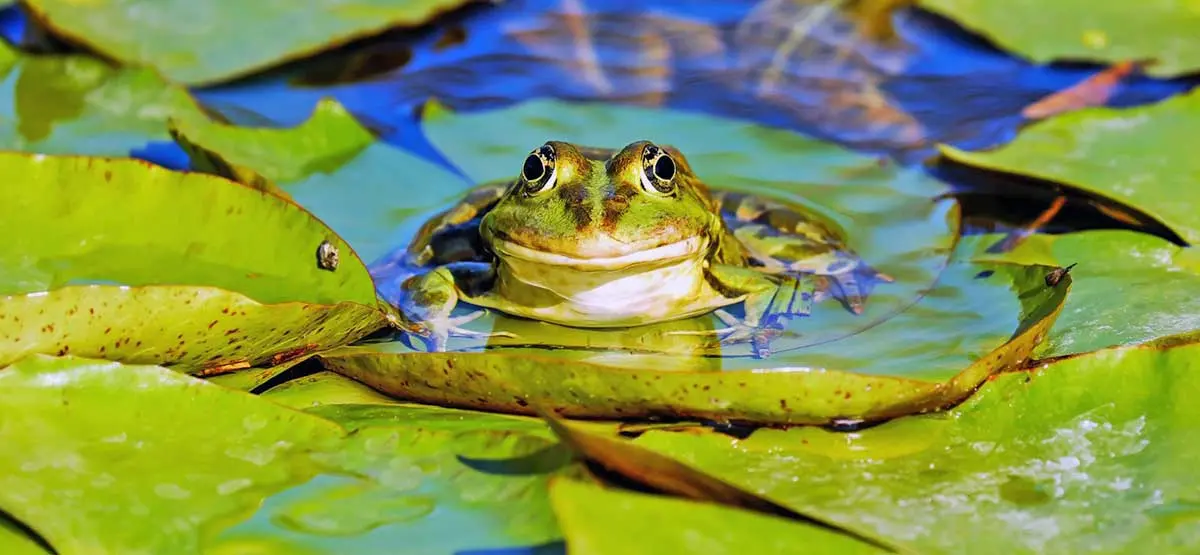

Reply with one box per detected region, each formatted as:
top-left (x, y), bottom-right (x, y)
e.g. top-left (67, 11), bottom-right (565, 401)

top-left (480, 141), bottom-right (720, 270)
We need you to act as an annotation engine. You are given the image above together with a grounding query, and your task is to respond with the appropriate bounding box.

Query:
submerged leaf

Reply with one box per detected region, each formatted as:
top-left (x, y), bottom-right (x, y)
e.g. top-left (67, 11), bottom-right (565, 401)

top-left (0, 41), bottom-right (201, 156)
top-left (0, 152), bottom-right (387, 371)
top-left (550, 479), bottom-right (886, 555)
top-left (213, 403), bottom-right (564, 554)
top-left (941, 86), bottom-right (1200, 244)
top-left (917, 0), bottom-right (1200, 76)
top-left (0, 355), bottom-right (345, 554)
top-left (21, 0), bottom-right (481, 85)
top-left (632, 338), bottom-right (1200, 554)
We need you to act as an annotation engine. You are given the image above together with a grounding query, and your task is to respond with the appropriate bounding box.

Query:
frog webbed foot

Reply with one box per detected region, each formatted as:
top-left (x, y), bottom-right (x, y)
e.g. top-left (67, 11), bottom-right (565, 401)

top-left (400, 309), bottom-right (517, 352)
top-left (812, 260), bottom-right (894, 315)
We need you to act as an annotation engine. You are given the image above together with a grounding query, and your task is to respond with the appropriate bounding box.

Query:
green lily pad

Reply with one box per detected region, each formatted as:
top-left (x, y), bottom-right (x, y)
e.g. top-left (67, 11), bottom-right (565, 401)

top-left (940, 89), bottom-right (1200, 244)
top-left (169, 98), bottom-right (472, 264)
top-left (0, 355), bottom-right (345, 554)
top-left (960, 231), bottom-right (1200, 358)
top-left (21, 0), bottom-right (479, 85)
top-left (0, 152), bottom-right (387, 371)
top-left (0, 515), bottom-right (49, 555)
top-left (632, 337), bottom-right (1200, 554)
top-left (0, 41), bottom-right (201, 156)
top-left (916, 0), bottom-right (1200, 77)
top-left (541, 413), bottom-right (900, 551)
top-left (212, 404), bottom-right (564, 554)
top-left (320, 259), bottom-right (1071, 425)
top-left (259, 370), bottom-right (408, 409)
top-left (550, 479), bottom-right (885, 555)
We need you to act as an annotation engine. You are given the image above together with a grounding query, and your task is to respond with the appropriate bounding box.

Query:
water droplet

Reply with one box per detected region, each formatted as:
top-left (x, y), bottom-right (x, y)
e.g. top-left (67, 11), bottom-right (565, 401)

top-left (155, 483), bottom-right (192, 500)
top-left (218, 478), bottom-right (253, 495)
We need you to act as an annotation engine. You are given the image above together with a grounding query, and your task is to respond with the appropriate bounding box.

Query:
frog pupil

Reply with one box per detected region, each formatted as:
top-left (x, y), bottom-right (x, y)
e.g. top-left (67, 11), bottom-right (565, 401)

top-left (654, 155), bottom-right (675, 181)
top-left (522, 154), bottom-right (544, 182)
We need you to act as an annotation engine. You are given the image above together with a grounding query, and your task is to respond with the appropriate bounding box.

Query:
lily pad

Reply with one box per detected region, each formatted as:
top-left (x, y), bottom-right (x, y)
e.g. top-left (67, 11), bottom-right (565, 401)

top-left (320, 259), bottom-right (1071, 425)
top-left (0, 515), bottom-right (48, 555)
top-left (212, 403), bottom-right (564, 554)
top-left (21, 0), bottom-right (479, 85)
top-left (940, 89), bottom-right (1200, 244)
top-left (541, 413), bottom-right (900, 552)
top-left (960, 231), bottom-right (1200, 358)
top-left (169, 98), bottom-right (472, 264)
top-left (631, 337), bottom-right (1200, 554)
top-left (259, 370), bottom-right (410, 409)
top-left (550, 479), bottom-right (885, 555)
top-left (0, 355), bottom-right (345, 554)
top-left (0, 40), bottom-right (201, 156)
top-left (917, 0), bottom-right (1200, 77)
top-left (0, 152), bottom-right (387, 371)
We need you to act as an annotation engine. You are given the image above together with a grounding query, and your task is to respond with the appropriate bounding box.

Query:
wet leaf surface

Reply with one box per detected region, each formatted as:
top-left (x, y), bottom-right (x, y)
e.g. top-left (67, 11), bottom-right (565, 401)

top-left (0, 514), bottom-right (49, 555)
top-left (960, 231), bottom-right (1200, 358)
top-left (0, 355), bottom-right (346, 554)
top-left (0, 40), bottom-right (200, 157)
top-left (941, 88), bottom-right (1200, 244)
top-left (917, 0), bottom-right (1200, 77)
top-left (0, 152), bottom-right (387, 371)
top-left (549, 478), bottom-right (886, 555)
top-left (212, 402), bottom-right (565, 555)
top-left (630, 338), bottom-right (1200, 554)
top-left (541, 412), bottom-right (901, 552)
top-left (21, 0), bottom-right (480, 85)
top-left (259, 370), bottom-right (411, 409)
top-left (321, 256), bottom-right (1071, 425)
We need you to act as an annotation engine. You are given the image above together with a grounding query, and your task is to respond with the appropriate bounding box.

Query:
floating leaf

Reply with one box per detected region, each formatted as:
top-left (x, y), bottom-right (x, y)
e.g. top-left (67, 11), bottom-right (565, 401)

top-left (213, 404), bottom-right (564, 554)
top-left (0, 514), bottom-right (49, 555)
top-left (632, 337), bottom-right (1200, 554)
top-left (550, 479), bottom-right (886, 555)
top-left (321, 258), bottom-right (1069, 425)
top-left (169, 97), bottom-right (471, 264)
top-left (0, 152), bottom-right (387, 372)
top-left (941, 86), bottom-right (1200, 244)
top-left (961, 231), bottom-right (1200, 358)
top-left (541, 412), bottom-right (901, 552)
top-left (21, 0), bottom-right (481, 85)
top-left (0, 355), bottom-right (345, 554)
top-left (0, 40), bottom-right (201, 156)
top-left (259, 370), bottom-right (407, 409)
top-left (917, 0), bottom-right (1197, 76)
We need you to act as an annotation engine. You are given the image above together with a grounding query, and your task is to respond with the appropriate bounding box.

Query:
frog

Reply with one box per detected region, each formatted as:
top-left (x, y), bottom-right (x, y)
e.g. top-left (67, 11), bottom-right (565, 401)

top-left (371, 140), bottom-right (890, 358)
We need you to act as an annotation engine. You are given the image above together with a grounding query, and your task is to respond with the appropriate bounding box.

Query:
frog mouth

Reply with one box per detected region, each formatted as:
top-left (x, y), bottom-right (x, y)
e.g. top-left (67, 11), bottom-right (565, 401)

top-left (491, 236), bottom-right (706, 270)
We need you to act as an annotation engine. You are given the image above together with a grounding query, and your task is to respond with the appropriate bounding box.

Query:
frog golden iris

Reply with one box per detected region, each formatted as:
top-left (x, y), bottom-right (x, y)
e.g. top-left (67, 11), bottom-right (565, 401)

top-left (386, 141), bottom-right (891, 357)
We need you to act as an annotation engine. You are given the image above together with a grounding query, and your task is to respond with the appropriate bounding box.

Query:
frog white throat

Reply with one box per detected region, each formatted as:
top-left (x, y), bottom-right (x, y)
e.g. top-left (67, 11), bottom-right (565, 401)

top-left (478, 236), bottom-right (733, 327)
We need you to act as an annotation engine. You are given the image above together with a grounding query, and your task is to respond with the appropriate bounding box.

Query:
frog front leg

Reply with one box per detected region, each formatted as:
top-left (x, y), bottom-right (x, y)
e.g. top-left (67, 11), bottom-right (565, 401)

top-left (395, 261), bottom-right (516, 351)
top-left (671, 264), bottom-right (815, 358)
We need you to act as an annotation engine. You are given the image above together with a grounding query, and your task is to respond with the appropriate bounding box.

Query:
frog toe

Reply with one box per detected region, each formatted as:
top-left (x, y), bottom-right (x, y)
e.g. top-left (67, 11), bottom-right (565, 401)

top-left (822, 264), bottom-right (893, 315)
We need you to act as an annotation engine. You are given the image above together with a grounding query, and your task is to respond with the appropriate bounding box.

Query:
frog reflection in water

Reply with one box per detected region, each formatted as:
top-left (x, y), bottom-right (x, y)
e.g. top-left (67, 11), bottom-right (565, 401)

top-left (375, 141), bottom-right (890, 358)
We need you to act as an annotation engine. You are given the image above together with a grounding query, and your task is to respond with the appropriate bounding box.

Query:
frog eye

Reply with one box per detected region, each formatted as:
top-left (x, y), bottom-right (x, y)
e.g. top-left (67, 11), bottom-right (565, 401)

top-left (639, 144), bottom-right (676, 195)
top-left (520, 144), bottom-right (557, 195)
